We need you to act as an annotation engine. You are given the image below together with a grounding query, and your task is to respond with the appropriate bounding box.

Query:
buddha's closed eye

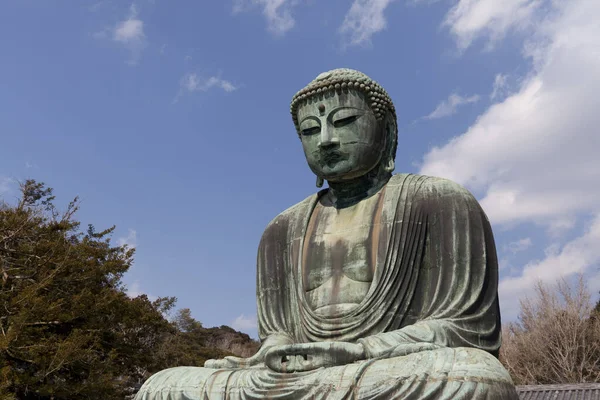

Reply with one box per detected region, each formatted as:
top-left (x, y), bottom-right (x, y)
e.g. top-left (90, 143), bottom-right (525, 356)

top-left (302, 126), bottom-right (321, 136)
top-left (333, 115), bottom-right (359, 128)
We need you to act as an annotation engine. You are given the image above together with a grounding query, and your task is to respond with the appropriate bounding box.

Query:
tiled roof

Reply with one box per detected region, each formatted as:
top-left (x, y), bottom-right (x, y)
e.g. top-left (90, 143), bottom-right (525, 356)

top-left (517, 383), bottom-right (600, 400)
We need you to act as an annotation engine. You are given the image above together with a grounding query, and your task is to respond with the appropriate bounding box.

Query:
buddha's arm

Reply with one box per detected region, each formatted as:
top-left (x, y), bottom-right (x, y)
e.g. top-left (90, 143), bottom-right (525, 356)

top-left (205, 212), bottom-right (303, 370)
top-left (356, 321), bottom-right (462, 359)
top-left (204, 333), bottom-right (294, 369)
top-left (256, 212), bottom-right (302, 346)
top-left (359, 178), bottom-right (501, 359)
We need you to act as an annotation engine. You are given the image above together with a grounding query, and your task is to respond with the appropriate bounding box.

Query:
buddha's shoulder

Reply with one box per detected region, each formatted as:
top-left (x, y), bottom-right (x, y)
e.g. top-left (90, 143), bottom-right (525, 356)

top-left (262, 192), bottom-right (318, 234)
top-left (390, 173), bottom-right (476, 201)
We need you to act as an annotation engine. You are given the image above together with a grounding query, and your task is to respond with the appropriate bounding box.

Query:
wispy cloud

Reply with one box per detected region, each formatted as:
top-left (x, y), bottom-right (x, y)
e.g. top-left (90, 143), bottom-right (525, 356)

top-left (94, 4), bottom-right (147, 65)
top-left (547, 217), bottom-right (577, 238)
top-left (126, 280), bottom-right (157, 301)
top-left (174, 72), bottom-right (238, 103)
top-left (339, 0), bottom-right (397, 46)
top-left (420, 0), bottom-right (600, 227)
top-left (499, 215), bottom-right (600, 319)
top-left (506, 237), bottom-right (533, 254)
top-left (113, 4), bottom-right (146, 64)
top-left (424, 93), bottom-right (480, 119)
top-left (443, 0), bottom-right (542, 51)
top-left (182, 73), bottom-right (237, 93)
top-left (233, 0), bottom-right (297, 35)
top-left (230, 314), bottom-right (258, 332)
top-left (419, 0), bottom-right (600, 319)
top-left (490, 73), bottom-right (509, 100)
top-left (117, 228), bottom-right (137, 249)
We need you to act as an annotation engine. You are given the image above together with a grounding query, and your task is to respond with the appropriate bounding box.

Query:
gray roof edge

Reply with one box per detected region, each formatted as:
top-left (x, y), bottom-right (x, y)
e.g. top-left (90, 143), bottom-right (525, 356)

top-left (517, 383), bottom-right (600, 392)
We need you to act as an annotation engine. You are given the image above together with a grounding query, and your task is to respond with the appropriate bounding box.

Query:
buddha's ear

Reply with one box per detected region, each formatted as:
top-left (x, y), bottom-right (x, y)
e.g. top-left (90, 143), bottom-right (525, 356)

top-left (383, 113), bottom-right (397, 173)
top-left (384, 156), bottom-right (395, 173)
top-left (316, 176), bottom-right (324, 188)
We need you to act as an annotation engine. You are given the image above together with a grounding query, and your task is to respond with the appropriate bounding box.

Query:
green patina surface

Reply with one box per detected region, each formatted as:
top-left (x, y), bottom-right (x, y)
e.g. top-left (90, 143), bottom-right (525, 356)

top-left (135, 69), bottom-right (519, 400)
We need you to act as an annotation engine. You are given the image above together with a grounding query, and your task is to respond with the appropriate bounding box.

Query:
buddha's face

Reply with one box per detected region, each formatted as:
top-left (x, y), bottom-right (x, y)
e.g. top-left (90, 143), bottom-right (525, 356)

top-left (297, 91), bottom-right (386, 182)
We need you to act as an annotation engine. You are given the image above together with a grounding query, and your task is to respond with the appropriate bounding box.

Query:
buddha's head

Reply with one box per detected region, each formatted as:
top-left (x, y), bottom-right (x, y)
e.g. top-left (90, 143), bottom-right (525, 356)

top-left (290, 69), bottom-right (397, 186)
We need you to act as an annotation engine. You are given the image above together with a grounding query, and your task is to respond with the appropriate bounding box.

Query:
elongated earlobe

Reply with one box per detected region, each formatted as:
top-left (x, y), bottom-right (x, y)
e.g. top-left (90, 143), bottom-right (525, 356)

top-left (316, 176), bottom-right (324, 188)
top-left (383, 116), bottom-right (397, 173)
top-left (384, 158), bottom-right (395, 173)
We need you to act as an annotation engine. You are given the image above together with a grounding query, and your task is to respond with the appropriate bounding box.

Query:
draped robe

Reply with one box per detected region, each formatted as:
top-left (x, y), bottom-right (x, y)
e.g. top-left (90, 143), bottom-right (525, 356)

top-left (135, 173), bottom-right (518, 400)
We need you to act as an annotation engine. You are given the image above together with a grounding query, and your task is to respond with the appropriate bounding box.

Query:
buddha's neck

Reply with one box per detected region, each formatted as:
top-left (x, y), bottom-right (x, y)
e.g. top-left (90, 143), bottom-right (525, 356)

top-left (326, 165), bottom-right (391, 208)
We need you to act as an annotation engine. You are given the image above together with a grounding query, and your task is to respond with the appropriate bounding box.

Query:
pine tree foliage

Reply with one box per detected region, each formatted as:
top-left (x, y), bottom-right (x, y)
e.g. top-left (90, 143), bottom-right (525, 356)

top-left (0, 180), bottom-right (261, 399)
top-left (0, 180), bottom-right (175, 399)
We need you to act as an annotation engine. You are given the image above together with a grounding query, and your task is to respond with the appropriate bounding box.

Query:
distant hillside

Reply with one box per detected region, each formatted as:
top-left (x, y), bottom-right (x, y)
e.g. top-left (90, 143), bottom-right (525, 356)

top-left (157, 308), bottom-right (260, 369)
top-left (203, 325), bottom-right (260, 358)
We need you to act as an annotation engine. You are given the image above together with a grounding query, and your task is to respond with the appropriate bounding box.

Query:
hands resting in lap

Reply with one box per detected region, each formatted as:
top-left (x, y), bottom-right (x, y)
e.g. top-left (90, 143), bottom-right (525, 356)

top-left (205, 341), bottom-right (364, 372)
top-left (205, 340), bottom-right (439, 373)
top-left (264, 342), bottom-right (366, 372)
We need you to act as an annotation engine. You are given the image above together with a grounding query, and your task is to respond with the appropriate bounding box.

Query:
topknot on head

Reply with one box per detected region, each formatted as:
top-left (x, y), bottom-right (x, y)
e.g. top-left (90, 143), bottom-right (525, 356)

top-left (290, 68), bottom-right (396, 135)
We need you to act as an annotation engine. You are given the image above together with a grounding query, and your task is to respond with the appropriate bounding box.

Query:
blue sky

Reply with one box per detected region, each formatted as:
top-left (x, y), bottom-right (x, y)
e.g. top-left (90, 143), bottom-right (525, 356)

top-left (1, 0), bottom-right (599, 338)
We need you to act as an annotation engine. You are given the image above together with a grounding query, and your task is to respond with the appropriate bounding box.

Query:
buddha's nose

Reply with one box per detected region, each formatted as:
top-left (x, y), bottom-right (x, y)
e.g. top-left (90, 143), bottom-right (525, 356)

top-left (318, 125), bottom-right (340, 149)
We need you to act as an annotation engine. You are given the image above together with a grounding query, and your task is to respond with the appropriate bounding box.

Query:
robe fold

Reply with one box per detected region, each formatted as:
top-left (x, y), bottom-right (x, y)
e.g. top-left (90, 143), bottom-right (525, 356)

top-left (135, 173), bottom-right (518, 400)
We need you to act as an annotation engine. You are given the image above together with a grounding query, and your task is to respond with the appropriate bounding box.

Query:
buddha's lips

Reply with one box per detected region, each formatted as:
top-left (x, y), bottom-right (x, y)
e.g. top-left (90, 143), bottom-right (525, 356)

top-left (321, 150), bottom-right (344, 164)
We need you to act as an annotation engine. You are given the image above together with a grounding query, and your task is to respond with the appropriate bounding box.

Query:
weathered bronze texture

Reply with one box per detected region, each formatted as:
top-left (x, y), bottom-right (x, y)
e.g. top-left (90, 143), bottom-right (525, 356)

top-left (135, 69), bottom-right (519, 400)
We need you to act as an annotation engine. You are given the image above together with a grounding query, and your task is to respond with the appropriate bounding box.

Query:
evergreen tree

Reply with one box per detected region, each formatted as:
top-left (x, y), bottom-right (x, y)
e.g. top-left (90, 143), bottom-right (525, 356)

top-left (0, 180), bottom-right (175, 399)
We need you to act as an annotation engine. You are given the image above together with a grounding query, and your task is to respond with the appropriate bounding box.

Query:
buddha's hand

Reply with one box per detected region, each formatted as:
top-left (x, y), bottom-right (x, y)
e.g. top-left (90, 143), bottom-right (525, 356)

top-left (204, 344), bottom-right (272, 369)
top-left (387, 342), bottom-right (441, 358)
top-left (264, 341), bottom-right (366, 373)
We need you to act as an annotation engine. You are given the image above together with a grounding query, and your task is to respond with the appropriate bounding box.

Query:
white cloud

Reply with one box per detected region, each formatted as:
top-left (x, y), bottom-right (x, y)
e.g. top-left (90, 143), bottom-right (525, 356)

top-left (126, 280), bottom-right (157, 301)
top-left (490, 73), bottom-right (509, 100)
top-left (443, 0), bottom-right (542, 50)
top-left (113, 5), bottom-right (144, 43)
top-left (231, 314), bottom-right (258, 331)
top-left (233, 0), bottom-right (297, 35)
top-left (95, 3), bottom-right (147, 65)
top-left (506, 237), bottom-right (533, 254)
top-left (419, 0), bottom-right (600, 320)
top-left (114, 18), bottom-right (144, 43)
top-left (339, 0), bottom-right (396, 46)
top-left (186, 74), bottom-right (236, 92)
top-left (182, 73), bottom-right (201, 91)
top-left (175, 73), bottom-right (238, 102)
top-left (420, 0), bottom-right (600, 228)
top-left (117, 228), bottom-right (137, 249)
top-left (423, 93), bottom-right (480, 119)
top-left (499, 215), bottom-right (600, 319)
top-left (182, 74), bottom-right (237, 93)
top-left (546, 216), bottom-right (576, 237)
top-left (127, 280), bottom-right (144, 297)
top-left (220, 80), bottom-right (237, 92)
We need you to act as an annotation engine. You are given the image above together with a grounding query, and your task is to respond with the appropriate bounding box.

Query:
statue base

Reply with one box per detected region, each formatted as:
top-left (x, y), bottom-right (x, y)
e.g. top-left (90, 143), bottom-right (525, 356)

top-left (136, 347), bottom-right (518, 399)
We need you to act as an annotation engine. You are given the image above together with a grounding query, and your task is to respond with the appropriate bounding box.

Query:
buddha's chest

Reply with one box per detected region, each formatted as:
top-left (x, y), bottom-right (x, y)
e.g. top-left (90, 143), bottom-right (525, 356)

top-left (302, 192), bottom-right (384, 294)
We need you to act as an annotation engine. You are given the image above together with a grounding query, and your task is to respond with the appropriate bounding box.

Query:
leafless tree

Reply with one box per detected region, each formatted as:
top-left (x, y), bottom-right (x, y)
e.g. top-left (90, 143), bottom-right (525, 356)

top-left (500, 275), bottom-right (600, 384)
